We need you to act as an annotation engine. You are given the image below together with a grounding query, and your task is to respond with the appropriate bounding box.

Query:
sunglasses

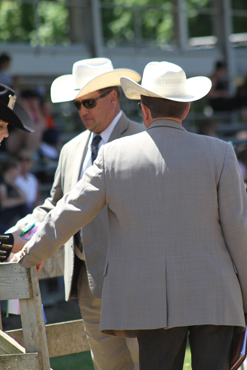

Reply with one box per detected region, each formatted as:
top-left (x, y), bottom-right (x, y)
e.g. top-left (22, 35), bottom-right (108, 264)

top-left (74, 90), bottom-right (112, 110)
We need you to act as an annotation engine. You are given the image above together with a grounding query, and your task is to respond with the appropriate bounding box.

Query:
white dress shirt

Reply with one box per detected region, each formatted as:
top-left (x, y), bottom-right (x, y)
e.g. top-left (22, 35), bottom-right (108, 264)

top-left (80, 110), bottom-right (122, 178)
top-left (75, 110), bottom-right (122, 259)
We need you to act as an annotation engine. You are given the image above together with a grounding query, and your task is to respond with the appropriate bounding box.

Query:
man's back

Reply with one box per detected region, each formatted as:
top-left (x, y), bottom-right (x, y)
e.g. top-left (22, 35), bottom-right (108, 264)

top-left (98, 119), bottom-right (247, 335)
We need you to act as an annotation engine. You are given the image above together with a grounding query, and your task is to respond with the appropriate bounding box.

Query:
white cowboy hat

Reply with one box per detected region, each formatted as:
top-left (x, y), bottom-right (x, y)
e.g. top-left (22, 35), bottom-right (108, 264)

top-left (120, 61), bottom-right (212, 102)
top-left (51, 57), bottom-right (141, 103)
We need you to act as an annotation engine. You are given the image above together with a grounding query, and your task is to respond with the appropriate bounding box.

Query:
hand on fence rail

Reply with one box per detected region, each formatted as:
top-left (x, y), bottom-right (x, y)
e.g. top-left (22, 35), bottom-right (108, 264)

top-left (10, 251), bottom-right (44, 273)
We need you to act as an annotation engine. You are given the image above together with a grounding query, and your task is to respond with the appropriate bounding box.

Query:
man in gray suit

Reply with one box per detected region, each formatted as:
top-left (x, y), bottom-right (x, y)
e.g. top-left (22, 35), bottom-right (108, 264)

top-left (10, 61), bottom-right (247, 370)
top-left (6, 58), bottom-right (143, 370)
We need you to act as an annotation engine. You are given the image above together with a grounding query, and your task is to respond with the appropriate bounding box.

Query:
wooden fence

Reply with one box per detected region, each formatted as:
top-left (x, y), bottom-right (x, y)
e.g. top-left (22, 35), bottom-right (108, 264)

top-left (0, 249), bottom-right (90, 370)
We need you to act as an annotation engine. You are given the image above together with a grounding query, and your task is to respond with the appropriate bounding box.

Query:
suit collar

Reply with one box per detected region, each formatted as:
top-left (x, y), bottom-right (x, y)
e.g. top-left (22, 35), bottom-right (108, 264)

top-left (109, 111), bottom-right (130, 142)
top-left (148, 119), bottom-right (186, 132)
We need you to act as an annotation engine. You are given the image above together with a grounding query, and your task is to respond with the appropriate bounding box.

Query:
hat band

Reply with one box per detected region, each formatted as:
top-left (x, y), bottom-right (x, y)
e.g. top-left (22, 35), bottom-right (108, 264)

top-left (8, 94), bottom-right (16, 110)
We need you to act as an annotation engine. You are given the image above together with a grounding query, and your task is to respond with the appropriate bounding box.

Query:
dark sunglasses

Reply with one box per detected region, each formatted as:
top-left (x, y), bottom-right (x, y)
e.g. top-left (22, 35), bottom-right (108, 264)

top-left (74, 90), bottom-right (112, 110)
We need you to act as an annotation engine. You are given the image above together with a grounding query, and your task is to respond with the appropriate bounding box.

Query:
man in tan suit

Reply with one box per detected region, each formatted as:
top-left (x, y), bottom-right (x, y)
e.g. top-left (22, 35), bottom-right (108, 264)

top-left (10, 61), bottom-right (247, 370)
top-left (6, 58), bottom-right (143, 370)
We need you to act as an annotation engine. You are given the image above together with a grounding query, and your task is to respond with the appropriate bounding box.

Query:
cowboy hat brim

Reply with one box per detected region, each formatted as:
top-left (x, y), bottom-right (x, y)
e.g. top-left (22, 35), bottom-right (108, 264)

top-left (51, 69), bottom-right (141, 103)
top-left (0, 100), bottom-right (34, 132)
top-left (120, 76), bottom-right (212, 102)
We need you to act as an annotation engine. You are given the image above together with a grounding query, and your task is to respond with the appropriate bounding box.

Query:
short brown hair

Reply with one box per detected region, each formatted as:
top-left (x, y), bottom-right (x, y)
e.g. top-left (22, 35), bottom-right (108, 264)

top-left (141, 95), bottom-right (189, 119)
top-left (99, 86), bottom-right (122, 102)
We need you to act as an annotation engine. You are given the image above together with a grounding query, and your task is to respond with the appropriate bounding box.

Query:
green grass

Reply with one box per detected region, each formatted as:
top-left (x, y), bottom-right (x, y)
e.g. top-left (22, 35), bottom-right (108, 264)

top-left (50, 351), bottom-right (94, 370)
top-left (50, 346), bottom-right (192, 370)
top-left (184, 346), bottom-right (192, 369)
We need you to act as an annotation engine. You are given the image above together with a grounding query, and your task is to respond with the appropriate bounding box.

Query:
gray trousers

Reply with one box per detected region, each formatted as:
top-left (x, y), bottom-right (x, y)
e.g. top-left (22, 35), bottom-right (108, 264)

top-left (77, 262), bottom-right (139, 370)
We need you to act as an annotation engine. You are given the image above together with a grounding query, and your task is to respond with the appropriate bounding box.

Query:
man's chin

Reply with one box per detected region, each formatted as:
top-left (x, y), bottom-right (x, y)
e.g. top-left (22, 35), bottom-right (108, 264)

top-left (82, 121), bottom-right (95, 132)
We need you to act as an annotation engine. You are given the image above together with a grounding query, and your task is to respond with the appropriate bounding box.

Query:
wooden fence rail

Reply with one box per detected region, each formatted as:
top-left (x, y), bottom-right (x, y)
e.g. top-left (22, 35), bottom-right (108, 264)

top-left (0, 251), bottom-right (90, 370)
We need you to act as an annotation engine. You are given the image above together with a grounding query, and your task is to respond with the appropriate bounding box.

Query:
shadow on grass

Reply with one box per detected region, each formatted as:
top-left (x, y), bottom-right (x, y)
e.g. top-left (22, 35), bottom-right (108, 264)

top-left (50, 351), bottom-right (94, 370)
top-left (50, 346), bottom-right (192, 370)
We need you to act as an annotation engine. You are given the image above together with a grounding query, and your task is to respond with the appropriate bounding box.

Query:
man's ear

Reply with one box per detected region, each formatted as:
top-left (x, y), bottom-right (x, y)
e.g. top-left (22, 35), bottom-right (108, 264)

top-left (142, 103), bottom-right (150, 122)
top-left (109, 90), bottom-right (118, 104)
top-left (182, 103), bottom-right (190, 120)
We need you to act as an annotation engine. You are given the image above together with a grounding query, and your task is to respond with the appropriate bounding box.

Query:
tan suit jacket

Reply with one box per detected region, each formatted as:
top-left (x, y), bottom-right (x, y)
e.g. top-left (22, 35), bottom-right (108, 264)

top-left (11, 112), bottom-right (144, 299)
top-left (19, 119), bottom-right (247, 336)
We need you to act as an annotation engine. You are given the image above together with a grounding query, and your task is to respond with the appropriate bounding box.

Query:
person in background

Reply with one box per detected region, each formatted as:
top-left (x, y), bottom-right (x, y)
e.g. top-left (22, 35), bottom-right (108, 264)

top-left (208, 60), bottom-right (247, 113)
top-left (16, 148), bottom-right (42, 212)
top-left (5, 88), bottom-right (46, 160)
top-left (5, 58), bottom-right (143, 370)
top-left (40, 99), bottom-right (60, 160)
top-left (0, 53), bottom-right (19, 90)
top-left (0, 53), bottom-right (13, 88)
top-left (0, 157), bottom-right (28, 233)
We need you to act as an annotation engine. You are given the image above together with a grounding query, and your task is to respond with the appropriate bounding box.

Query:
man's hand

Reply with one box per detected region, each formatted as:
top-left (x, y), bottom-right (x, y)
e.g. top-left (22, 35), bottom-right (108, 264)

top-left (0, 234), bottom-right (14, 262)
top-left (10, 252), bottom-right (44, 274)
top-left (10, 250), bottom-right (22, 263)
top-left (36, 262), bottom-right (44, 274)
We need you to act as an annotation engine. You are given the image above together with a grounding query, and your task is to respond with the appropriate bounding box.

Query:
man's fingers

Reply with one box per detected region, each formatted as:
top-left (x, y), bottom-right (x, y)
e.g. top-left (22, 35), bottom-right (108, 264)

top-left (36, 262), bottom-right (44, 274)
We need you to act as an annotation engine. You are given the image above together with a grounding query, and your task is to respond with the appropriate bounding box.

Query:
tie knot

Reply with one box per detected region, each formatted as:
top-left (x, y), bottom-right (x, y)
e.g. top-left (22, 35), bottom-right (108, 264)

top-left (92, 135), bottom-right (102, 147)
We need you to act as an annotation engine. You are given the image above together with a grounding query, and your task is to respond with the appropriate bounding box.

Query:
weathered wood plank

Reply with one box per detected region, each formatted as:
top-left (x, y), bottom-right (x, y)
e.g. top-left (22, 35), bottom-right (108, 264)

top-left (0, 353), bottom-right (39, 370)
top-left (0, 263), bottom-right (32, 300)
top-left (39, 247), bottom-right (64, 280)
top-left (46, 319), bottom-right (90, 357)
top-left (6, 319), bottom-right (90, 358)
top-left (0, 330), bottom-right (25, 354)
top-left (20, 266), bottom-right (50, 370)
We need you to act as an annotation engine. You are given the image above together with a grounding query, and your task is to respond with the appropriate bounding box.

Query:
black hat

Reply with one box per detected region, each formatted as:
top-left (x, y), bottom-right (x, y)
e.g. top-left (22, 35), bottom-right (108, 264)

top-left (0, 84), bottom-right (34, 132)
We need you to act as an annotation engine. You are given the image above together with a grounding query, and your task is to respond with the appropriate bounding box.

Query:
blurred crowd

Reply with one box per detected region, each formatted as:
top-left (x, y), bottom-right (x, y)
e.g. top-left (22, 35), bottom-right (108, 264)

top-left (1, 52), bottom-right (247, 234)
top-left (0, 52), bottom-right (64, 233)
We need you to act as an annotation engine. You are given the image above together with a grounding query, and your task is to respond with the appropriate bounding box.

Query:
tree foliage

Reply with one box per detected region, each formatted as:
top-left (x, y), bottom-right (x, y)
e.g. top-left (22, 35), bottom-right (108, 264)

top-left (0, 0), bottom-right (246, 47)
top-left (0, 0), bottom-right (69, 46)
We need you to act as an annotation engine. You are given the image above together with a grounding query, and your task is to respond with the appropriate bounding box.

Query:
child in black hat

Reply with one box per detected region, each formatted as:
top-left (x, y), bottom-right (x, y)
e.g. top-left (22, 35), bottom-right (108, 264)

top-left (0, 83), bottom-right (34, 147)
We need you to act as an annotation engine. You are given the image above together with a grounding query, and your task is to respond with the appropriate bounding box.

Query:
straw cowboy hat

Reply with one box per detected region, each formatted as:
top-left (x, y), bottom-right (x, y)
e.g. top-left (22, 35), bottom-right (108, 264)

top-left (120, 61), bottom-right (212, 102)
top-left (0, 84), bottom-right (34, 132)
top-left (51, 57), bottom-right (141, 103)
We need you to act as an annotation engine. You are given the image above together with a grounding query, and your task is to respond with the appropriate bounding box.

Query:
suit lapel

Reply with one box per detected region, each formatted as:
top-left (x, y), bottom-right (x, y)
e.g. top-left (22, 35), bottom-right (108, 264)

top-left (72, 130), bottom-right (91, 185)
top-left (109, 112), bottom-right (129, 143)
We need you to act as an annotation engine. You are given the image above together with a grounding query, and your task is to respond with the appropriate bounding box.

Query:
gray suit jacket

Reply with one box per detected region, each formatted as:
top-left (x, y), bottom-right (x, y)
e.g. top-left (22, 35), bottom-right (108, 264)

top-left (11, 112), bottom-right (144, 299)
top-left (19, 119), bottom-right (247, 336)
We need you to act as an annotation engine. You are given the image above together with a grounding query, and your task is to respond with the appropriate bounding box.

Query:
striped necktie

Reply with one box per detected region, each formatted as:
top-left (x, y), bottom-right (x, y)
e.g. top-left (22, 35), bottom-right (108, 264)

top-left (91, 135), bottom-right (102, 163)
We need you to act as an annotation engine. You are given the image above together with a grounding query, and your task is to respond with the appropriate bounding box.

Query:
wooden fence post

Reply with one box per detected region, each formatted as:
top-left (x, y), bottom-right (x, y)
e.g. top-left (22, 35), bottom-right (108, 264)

top-left (19, 266), bottom-right (50, 370)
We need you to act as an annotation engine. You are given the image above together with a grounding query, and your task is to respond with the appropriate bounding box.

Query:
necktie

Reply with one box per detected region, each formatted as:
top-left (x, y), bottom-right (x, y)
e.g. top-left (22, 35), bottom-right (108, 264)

top-left (74, 135), bottom-right (102, 253)
top-left (91, 135), bottom-right (102, 163)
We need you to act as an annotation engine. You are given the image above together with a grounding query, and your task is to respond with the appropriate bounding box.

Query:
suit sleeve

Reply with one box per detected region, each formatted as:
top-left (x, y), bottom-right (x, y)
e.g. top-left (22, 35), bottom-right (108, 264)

top-left (218, 143), bottom-right (247, 311)
top-left (19, 148), bottom-right (106, 267)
